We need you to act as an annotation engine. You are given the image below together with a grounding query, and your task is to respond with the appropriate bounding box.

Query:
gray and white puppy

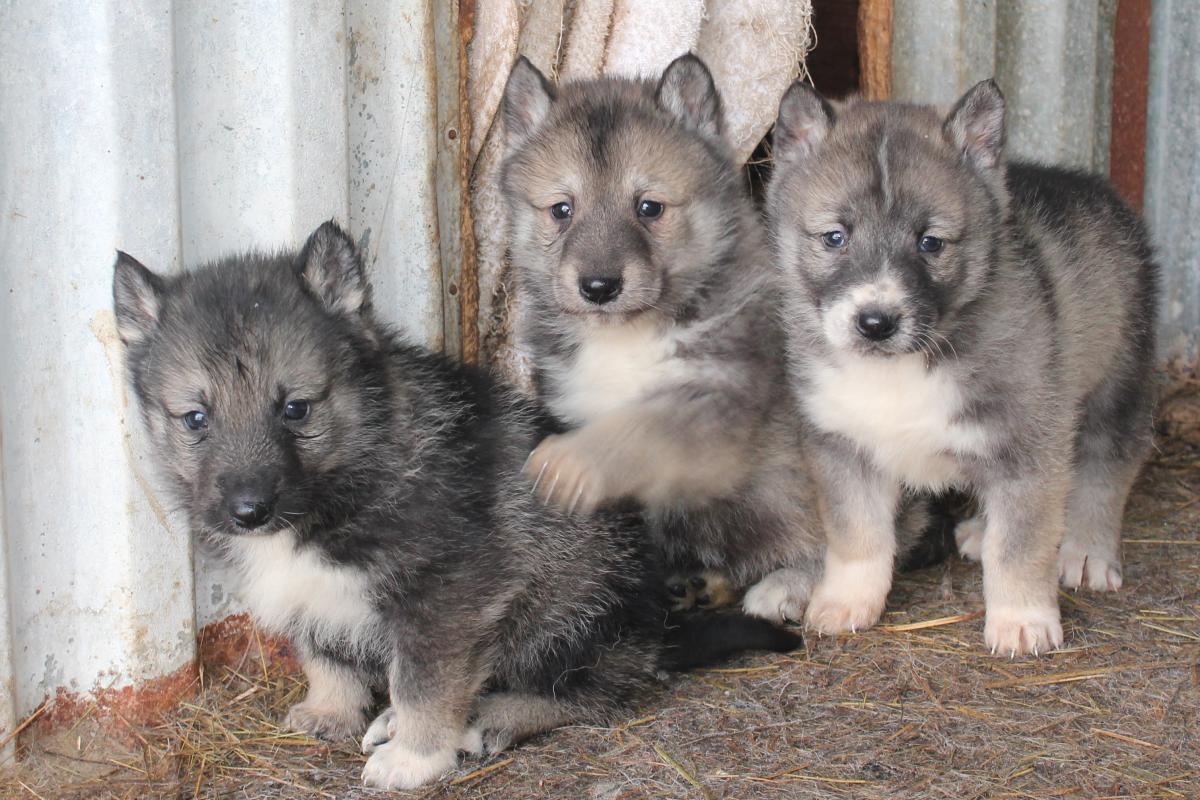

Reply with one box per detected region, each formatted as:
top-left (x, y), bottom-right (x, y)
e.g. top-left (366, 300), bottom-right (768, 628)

top-left (500, 53), bottom-right (830, 618)
top-left (113, 222), bottom-right (798, 790)
top-left (767, 80), bottom-right (1158, 655)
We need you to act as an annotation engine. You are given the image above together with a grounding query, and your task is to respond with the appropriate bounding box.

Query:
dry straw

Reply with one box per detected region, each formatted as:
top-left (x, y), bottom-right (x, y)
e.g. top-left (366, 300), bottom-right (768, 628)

top-left (4, 382), bottom-right (1197, 799)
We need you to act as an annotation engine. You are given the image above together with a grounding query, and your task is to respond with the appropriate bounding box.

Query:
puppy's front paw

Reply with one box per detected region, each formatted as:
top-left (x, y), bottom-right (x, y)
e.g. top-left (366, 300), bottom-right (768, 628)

top-left (954, 516), bottom-right (985, 562)
top-left (743, 568), bottom-right (813, 623)
top-left (804, 559), bottom-right (890, 634)
top-left (361, 740), bottom-right (457, 790)
top-left (360, 708), bottom-right (395, 755)
top-left (1058, 542), bottom-right (1122, 591)
top-left (984, 603), bottom-right (1063, 657)
top-left (523, 433), bottom-right (606, 514)
top-left (284, 701), bottom-right (366, 741)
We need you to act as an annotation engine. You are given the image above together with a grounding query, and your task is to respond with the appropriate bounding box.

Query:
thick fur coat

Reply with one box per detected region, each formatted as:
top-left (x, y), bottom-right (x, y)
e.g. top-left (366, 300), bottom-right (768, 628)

top-left (767, 80), bottom-right (1158, 655)
top-left (113, 222), bottom-right (797, 789)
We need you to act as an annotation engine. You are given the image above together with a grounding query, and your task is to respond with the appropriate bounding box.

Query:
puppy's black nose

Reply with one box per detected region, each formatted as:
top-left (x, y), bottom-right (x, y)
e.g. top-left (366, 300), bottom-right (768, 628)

top-left (856, 309), bottom-right (899, 341)
top-left (230, 496), bottom-right (275, 529)
top-left (578, 276), bottom-right (623, 305)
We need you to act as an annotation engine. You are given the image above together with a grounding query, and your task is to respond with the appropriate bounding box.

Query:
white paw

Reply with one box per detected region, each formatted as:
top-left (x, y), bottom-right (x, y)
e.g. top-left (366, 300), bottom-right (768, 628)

top-left (360, 708), bottom-right (395, 755)
top-left (459, 726), bottom-right (485, 756)
top-left (743, 568), bottom-right (812, 623)
top-left (361, 740), bottom-right (457, 790)
top-left (283, 701), bottom-right (365, 741)
top-left (954, 517), bottom-right (985, 562)
top-left (1058, 542), bottom-right (1122, 591)
top-left (804, 558), bottom-right (890, 635)
top-left (984, 603), bottom-right (1063, 657)
top-left (523, 433), bottom-right (606, 514)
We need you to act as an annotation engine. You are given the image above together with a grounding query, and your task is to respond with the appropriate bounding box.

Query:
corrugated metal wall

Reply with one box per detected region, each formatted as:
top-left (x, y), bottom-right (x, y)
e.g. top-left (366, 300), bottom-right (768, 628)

top-left (891, 0), bottom-right (1198, 363)
top-left (1145, 0), bottom-right (1200, 365)
top-left (1, 0), bottom-right (1196, 750)
top-left (0, 0), bottom-right (461, 745)
top-left (892, 0), bottom-right (1118, 172)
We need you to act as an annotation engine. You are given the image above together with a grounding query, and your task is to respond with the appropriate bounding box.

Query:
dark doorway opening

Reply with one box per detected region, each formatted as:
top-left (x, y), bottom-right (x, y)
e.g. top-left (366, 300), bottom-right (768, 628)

top-left (806, 0), bottom-right (863, 99)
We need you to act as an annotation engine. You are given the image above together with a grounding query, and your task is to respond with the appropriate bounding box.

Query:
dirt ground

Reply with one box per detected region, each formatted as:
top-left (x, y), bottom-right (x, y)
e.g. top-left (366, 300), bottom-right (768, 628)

top-left (4, 380), bottom-right (1197, 800)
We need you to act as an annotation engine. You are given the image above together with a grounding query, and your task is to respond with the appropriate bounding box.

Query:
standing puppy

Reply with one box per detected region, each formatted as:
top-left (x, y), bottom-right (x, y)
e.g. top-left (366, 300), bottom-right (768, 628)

top-left (113, 222), bottom-right (798, 790)
top-left (767, 80), bottom-right (1158, 655)
top-left (500, 53), bottom-right (828, 617)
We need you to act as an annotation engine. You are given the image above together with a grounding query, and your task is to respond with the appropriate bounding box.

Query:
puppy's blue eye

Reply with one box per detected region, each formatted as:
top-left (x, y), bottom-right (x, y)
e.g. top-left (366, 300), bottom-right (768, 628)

top-left (918, 235), bottom-right (944, 253)
top-left (283, 400), bottom-right (310, 421)
top-left (550, 201), bottom-right (572, 220)
top-left (183, 410), bottom-right (208, 431)
top-left (637, 199), bottom-right (664, 219)
top-left (822, 230), bottom-right (846, 249)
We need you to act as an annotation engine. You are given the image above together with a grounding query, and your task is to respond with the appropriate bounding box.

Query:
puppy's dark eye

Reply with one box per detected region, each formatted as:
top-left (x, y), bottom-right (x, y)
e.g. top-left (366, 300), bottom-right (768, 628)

top-left (637, 199), bottom-right (664, 219)
top-left (821, 230), bottom-right (847, 249)
top-left (283, 400), bottom-right (311, 421)
top-left (182, 410), bottom-right (208, 431)
top-left (918, 235), bottom-right (944, 253)
top-left (550, 201), bottom-right (572, 220)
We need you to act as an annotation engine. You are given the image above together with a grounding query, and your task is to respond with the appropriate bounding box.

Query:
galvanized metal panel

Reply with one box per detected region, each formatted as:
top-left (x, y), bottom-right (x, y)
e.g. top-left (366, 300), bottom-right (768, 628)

top-left (0, 0), bottom-right (448, 729)
top-left (0, 0), bottom-right (196, 725)
top-left (347, 0), bottom-right (446, 351)
top-left (892, 0), bottom-right (1116, 172)
top-left (1145, 0), bottom-right (1200, 365)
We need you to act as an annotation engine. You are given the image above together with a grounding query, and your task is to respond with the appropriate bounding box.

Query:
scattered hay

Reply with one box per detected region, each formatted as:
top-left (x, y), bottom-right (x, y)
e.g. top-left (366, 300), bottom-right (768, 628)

top-left (4, 388), bottom-right (1197, 799)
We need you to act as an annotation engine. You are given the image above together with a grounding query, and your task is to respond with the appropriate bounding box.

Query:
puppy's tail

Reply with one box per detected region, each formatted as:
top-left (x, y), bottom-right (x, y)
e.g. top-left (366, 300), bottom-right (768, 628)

top-left (661, 612), bottom-right (801, 671)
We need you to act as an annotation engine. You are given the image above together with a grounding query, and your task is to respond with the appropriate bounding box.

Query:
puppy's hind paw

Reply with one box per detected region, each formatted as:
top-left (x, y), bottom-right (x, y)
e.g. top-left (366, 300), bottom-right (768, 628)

top-left (667, 569), bottom-right (738, 611)
top-left (459, 724), bottom-right (514, 757)
top-left (954, 517), bottom-right (985, 562)
top-left (742, 568), bottom-right (813, 623)
top-left (360, 708), bottom-right (395, 755)
top-left (284, 701), bottom-right (366, 741)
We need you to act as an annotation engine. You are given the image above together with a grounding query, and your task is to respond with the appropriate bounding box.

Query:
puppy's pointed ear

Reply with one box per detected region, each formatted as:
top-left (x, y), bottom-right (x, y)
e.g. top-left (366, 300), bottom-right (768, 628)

top-left (773, 81), bottom-right (834, 168)
top-left (944, 79), bottom-right (1006, 171)
top-left (113, 251), bottom-right (166, 346)
top-left (297, 220), bottom-right (370, 317)
top-left (656, 53), bottom-right (722, 140)
top-left (502, 56), bottom-right (555, 153)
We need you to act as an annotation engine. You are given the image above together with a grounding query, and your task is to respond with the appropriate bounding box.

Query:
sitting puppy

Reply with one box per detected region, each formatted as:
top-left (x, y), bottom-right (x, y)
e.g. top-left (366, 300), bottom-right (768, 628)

top-left (500, 53), bottom-right (943, 620)
top-left (112, 222), bottom-right (798, 790)
top-left (766, 80), bottom-right (1157, 656)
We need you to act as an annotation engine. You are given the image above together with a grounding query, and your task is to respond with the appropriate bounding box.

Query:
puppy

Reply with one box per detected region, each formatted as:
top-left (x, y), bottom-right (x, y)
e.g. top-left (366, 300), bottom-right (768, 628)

top-left (502, 53), bottom-right (905, 619)
top-left (113, 221), bottom-right (798, 789)
top-left (767, 80), bottom-right (1158, 655)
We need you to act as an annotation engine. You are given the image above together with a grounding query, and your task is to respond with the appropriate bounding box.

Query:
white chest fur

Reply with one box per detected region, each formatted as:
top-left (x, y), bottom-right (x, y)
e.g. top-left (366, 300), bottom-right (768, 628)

top-left (231, 533), bottom-right (381, 654)
top-left (804, 353), bottom-right (990, 489)
top-left (549, 318), bottom-right (686, 424)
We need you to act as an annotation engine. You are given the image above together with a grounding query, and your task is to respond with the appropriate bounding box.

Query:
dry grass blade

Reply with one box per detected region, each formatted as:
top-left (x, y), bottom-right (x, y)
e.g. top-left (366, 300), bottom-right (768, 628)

top-left (983, 661), bottom-right (1190, 689)
top-left (878, 610), bottom-right (985, 632)
top-left (0, 703), bottom-right (48, 752)
top-left (1139, 621), bottom-right (1200, 641)
top-left (448, 757), bottom-right (513, 786)
top-left (1124, 538), bottom-right (1200, 545)
top-left (1089, 728), bottom-right (1163, 750)
top-left (653, 743), bottom-right (711, 799)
